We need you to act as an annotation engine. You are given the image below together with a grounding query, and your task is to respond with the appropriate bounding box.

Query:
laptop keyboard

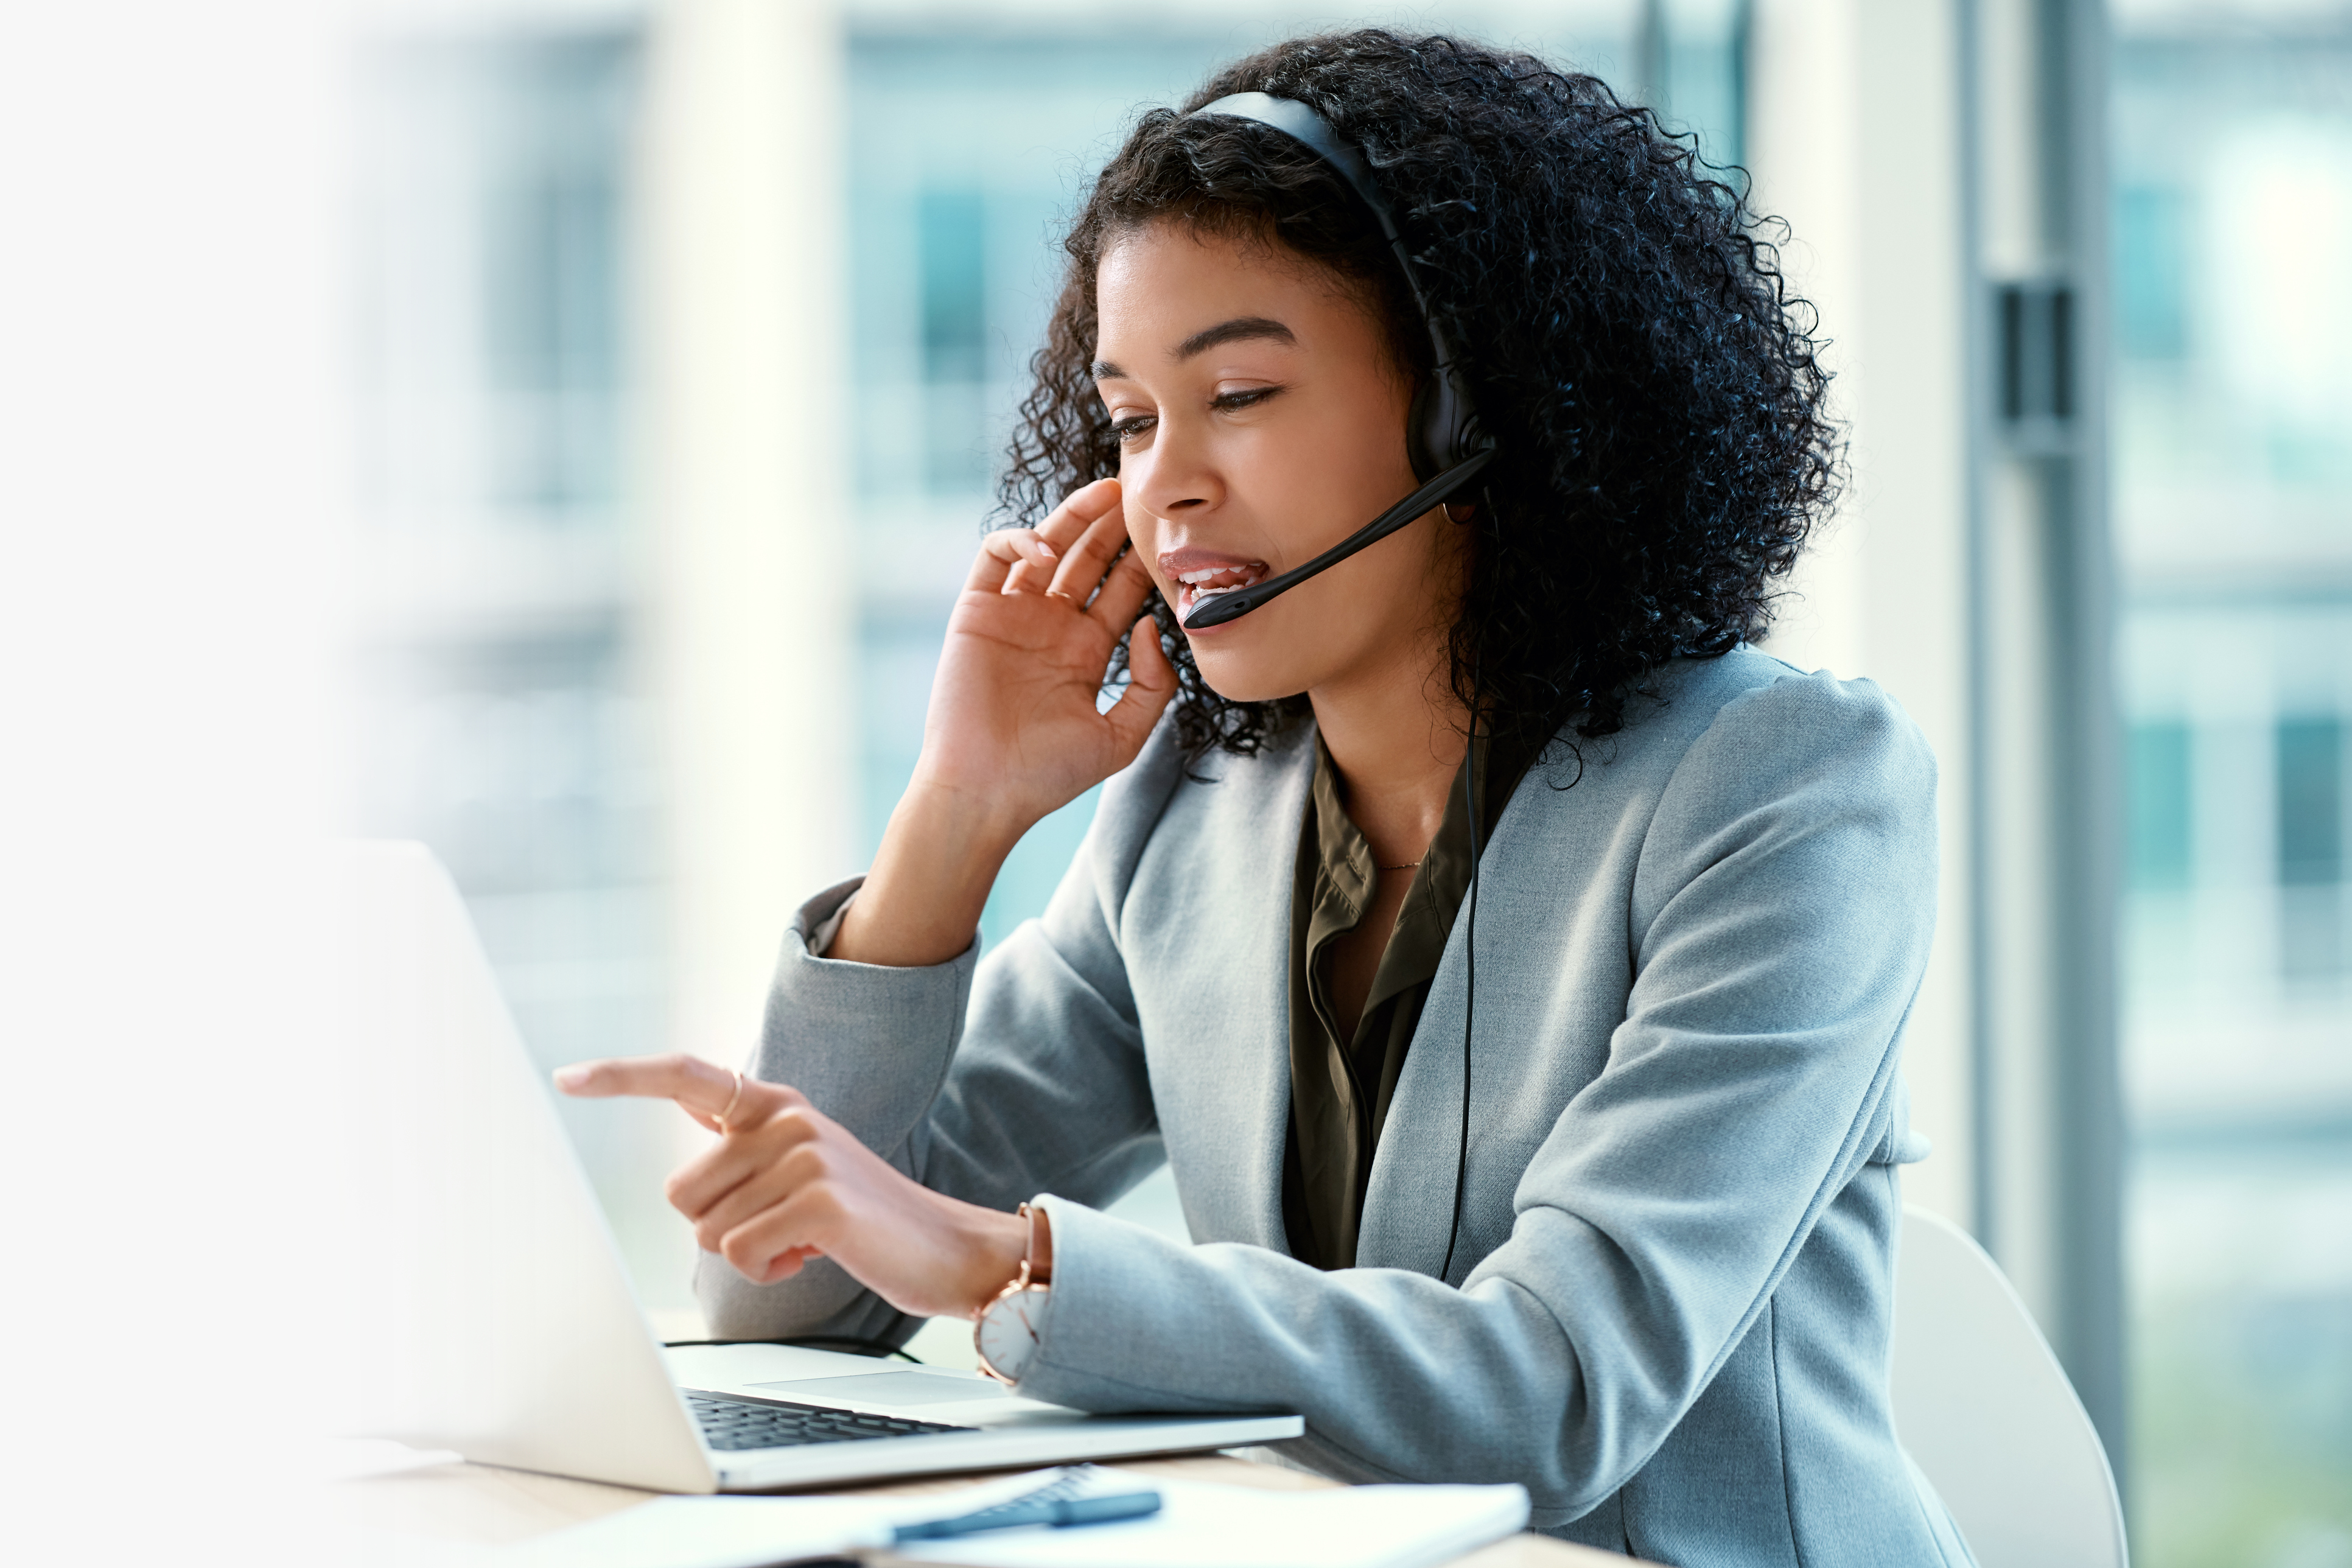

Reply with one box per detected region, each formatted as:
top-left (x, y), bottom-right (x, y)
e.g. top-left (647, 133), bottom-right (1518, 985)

top-left (687, 1392), bottom-right (978, 1452)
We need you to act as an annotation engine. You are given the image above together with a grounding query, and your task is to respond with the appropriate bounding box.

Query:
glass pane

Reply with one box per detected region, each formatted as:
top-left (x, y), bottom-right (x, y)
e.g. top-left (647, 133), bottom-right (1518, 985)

top-left (1655, 0), bottom-right (1750, 169)
top-left (2112, 4), bottom-right (2352, 1562)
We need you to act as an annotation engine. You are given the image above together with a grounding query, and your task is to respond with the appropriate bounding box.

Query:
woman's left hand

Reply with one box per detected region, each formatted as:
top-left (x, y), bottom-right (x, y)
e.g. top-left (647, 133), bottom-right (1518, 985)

top-left (554, 1053), bottom-right (1026, 1320)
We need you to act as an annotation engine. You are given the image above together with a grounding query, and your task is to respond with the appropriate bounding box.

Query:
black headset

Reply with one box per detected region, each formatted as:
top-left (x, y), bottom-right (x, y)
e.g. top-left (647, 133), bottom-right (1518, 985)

top-left (1175, 93), bottom-right (1498, 634)
top-left (1181, 92), bottom-right (1489, 1284)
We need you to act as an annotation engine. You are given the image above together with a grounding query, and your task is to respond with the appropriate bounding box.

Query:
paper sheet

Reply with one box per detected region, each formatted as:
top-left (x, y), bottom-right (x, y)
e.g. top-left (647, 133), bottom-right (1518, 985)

top-left (494, 1468), bottom-right (1530, 1568)
top-left (890, 1474), bottom-right (1531, 1568)
top-left (497, 1469), bottom-right (1066, 1568)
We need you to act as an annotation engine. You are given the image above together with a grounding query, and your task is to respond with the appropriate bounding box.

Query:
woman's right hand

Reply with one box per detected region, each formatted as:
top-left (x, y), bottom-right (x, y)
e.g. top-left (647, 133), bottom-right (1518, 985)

top-left (830, 478), bottom-right (1175, 967)
top-left (918, 478), bottom-right (1172, 823)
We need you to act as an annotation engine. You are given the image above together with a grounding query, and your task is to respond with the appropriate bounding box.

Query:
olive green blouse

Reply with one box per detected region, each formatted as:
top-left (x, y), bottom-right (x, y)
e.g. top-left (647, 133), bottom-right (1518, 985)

top-left (1281, 732), bottom-right (1530, 1271)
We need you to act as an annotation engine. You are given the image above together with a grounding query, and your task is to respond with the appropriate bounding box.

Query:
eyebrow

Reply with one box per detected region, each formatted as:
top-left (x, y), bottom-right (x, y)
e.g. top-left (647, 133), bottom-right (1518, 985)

top-left (1091, 315), bottom-right (1297, 380)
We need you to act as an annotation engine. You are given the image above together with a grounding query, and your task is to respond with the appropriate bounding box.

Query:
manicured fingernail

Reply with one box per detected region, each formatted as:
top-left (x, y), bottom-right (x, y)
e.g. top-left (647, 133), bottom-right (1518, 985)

top-left (554, 1065), bottom-right (587, 1088)
top-left (1037, 542), bottom-right (1057, 558)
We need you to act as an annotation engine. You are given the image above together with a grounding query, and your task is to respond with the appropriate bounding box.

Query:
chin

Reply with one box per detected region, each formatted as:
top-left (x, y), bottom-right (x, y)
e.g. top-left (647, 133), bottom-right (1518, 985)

top-left (1185, 642), bottom-right (1314, 707)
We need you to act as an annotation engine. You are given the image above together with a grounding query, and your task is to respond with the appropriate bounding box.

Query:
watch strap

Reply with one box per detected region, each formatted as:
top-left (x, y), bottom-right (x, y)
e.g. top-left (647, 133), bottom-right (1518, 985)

top-left (1020, 1201), bottom-right (1052, 1286)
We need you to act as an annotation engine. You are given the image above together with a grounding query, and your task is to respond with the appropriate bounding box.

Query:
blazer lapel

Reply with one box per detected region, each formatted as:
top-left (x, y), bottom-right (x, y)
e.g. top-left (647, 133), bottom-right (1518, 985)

top-left (1357, 771), bottom-right (1550, 1281)
top-left (1128, 727), bottom-right (1315, 1255)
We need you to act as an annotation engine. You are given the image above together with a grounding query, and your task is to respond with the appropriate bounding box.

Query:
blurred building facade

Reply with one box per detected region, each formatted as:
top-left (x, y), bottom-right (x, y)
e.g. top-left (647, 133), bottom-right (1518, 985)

top-left (2110, 4), bottom-right (2352, 1559)
top-left (343, 0), bottom-right (2348, 1559)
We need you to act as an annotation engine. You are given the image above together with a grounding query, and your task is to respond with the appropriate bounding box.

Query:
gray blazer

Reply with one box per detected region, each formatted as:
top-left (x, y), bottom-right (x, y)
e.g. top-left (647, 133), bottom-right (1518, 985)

top-left (701, 647), bottom-right (1976, 1567)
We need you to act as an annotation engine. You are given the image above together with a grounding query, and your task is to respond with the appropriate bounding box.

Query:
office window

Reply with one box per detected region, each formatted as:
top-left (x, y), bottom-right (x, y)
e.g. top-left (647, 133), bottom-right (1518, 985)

top-left (918, 189), bottom-right (989, 382)
top-left (2278, 718), bottom-right (2343, 888)
top-left (2129, 721), bottom-right (2194, 892)
top-left (480, 36), bottom-right (629, 516)
top-left (2278, 717), bottom-right (2344, 981)
top-left (1645, 0), bottom-right (1750, 171)
top-left (2116, 184), bottom-right (2189, 363)
top-left (2113, 5), bottom-right (2352, 1561)
top-left (918, 187), bottom-right (992, 491)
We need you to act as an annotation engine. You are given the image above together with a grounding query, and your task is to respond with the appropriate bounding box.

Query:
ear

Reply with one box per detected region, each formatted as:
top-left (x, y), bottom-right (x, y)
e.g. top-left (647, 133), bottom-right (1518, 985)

top-left (1444, 502), bottom-right (1476, 524)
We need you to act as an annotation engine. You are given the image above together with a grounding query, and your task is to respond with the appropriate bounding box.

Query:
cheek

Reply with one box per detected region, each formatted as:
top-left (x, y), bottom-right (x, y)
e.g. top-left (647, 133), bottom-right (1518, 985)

top-left (1238, 397), bottom-right (1410, 523)
top-left (1122, 502), bottom-right (1167, 595)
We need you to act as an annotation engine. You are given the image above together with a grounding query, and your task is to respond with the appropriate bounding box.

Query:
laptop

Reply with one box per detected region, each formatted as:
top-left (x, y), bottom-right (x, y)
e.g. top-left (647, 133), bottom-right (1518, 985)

top-left (328, 841), bottom-right (1302, 1493)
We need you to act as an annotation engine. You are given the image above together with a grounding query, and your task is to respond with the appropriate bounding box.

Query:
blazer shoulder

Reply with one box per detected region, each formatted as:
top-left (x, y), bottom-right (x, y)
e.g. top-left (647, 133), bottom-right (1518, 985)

top-left (1700, 657), bottom-right (1937, 789)
top-left (1620, 648), bottom-right (1935, 782)
top-left (1500, 653), bottom-right (1935, 857)
top-left (1635, 657), bottom-right (1940, 867)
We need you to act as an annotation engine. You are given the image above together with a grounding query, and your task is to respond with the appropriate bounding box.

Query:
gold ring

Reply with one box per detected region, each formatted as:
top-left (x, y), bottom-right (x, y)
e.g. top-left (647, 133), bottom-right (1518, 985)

top-left (715, 1068), bottom-right (745, 1133)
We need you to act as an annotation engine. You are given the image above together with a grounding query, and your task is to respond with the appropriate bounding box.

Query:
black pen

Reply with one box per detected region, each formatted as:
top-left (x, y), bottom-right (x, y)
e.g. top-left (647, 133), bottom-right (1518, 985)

top-left (891, 1488), bottom-right (1163, 1542)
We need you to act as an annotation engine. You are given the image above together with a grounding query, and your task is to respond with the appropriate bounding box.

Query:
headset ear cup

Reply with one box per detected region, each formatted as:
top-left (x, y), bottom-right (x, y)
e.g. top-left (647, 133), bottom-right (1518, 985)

top-left (1412, 369), bottom-right (1493, 481)
top-left (1405, 377), bottom-right (1443, 482)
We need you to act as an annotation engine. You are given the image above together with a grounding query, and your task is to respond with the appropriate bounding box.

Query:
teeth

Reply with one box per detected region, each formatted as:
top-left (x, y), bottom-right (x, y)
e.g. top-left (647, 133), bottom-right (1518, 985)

top-left (1188, 584), bottom-right (1251, 602)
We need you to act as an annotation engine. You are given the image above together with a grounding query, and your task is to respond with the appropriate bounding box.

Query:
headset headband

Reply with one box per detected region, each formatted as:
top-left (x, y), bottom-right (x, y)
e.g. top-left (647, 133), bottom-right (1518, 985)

top-left (1185, 91), bottom-right (1489, 480)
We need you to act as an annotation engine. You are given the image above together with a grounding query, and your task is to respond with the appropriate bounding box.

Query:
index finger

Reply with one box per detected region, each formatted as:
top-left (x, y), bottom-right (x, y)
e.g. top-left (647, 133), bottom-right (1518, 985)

top-left (1034, 477), bottom-right (1123, 554)
top-left (1043, 499), bottom-right (1136, 605)
top-left (966, 526), bottom-right (1059, 595)
top-left (967, 479), bottom-right (1121, 595)
top-left (555, 1052), bottom-right (739, 1116)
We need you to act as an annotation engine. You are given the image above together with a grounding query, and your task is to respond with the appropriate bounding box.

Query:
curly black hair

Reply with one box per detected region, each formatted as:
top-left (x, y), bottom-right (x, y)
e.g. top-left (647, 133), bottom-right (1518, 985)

top-left (998, 28), bottom-right (1839, 768)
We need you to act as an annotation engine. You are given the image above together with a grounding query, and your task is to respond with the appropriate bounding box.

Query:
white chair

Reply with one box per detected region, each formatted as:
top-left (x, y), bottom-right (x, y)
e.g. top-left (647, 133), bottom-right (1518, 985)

top-left (1891, 1205), bottom-right (2130, 1568)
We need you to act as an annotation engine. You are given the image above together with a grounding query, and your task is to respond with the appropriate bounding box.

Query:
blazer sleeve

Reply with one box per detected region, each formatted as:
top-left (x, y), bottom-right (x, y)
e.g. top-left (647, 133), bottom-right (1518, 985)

top-left (694, 735), bottom-right (1184, 1343)
top-left (1008, 672), bottom-right (1939, 1525)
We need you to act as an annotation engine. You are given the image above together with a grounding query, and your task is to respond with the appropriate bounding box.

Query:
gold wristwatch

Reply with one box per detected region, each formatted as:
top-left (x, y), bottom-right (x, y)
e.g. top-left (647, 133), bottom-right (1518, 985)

top-left (972, 1202), bottom-right (1052, 1385)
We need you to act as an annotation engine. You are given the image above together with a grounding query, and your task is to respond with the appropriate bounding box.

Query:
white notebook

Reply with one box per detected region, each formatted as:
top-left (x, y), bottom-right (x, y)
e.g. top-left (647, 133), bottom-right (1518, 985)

top-left (499, 1465), bottom-right (1531, 1568)
top-left (892, 1470), bottom-right (1531, 1568)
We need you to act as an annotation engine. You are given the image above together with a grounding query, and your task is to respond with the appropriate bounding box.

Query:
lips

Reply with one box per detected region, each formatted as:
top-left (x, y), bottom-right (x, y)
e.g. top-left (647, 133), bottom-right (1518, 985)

top-left (1159, 551), bottom-right (1269, 622)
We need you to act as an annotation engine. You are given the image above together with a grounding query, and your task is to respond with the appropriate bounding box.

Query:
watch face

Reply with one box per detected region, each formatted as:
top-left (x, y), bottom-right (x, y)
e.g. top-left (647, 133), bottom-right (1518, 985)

top-left (976, 1287), bottom-right (1045, 1381)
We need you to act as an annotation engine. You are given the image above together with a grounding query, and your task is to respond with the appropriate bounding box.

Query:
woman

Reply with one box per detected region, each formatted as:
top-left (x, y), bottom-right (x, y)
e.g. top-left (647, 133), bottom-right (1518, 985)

top-left (560, 29), bottom-right (1970, 1566)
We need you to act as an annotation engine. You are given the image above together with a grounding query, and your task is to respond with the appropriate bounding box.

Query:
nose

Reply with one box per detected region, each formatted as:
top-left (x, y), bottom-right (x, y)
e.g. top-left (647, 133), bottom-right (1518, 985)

top-left (1125, 413), bottom-right (1222, 520)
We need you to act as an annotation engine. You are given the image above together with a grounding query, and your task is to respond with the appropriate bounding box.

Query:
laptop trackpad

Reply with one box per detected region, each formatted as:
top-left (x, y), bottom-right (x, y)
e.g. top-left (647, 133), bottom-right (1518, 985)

top-left (750, 1371), bottom-right (1013, 1407)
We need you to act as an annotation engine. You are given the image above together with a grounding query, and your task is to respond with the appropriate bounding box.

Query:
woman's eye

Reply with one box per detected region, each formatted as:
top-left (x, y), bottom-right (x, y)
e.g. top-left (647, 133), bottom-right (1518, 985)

top-left (1108, 415), bottom-right (1157, 444)
top-left (1213, 387), bottom-right (1279, 413)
